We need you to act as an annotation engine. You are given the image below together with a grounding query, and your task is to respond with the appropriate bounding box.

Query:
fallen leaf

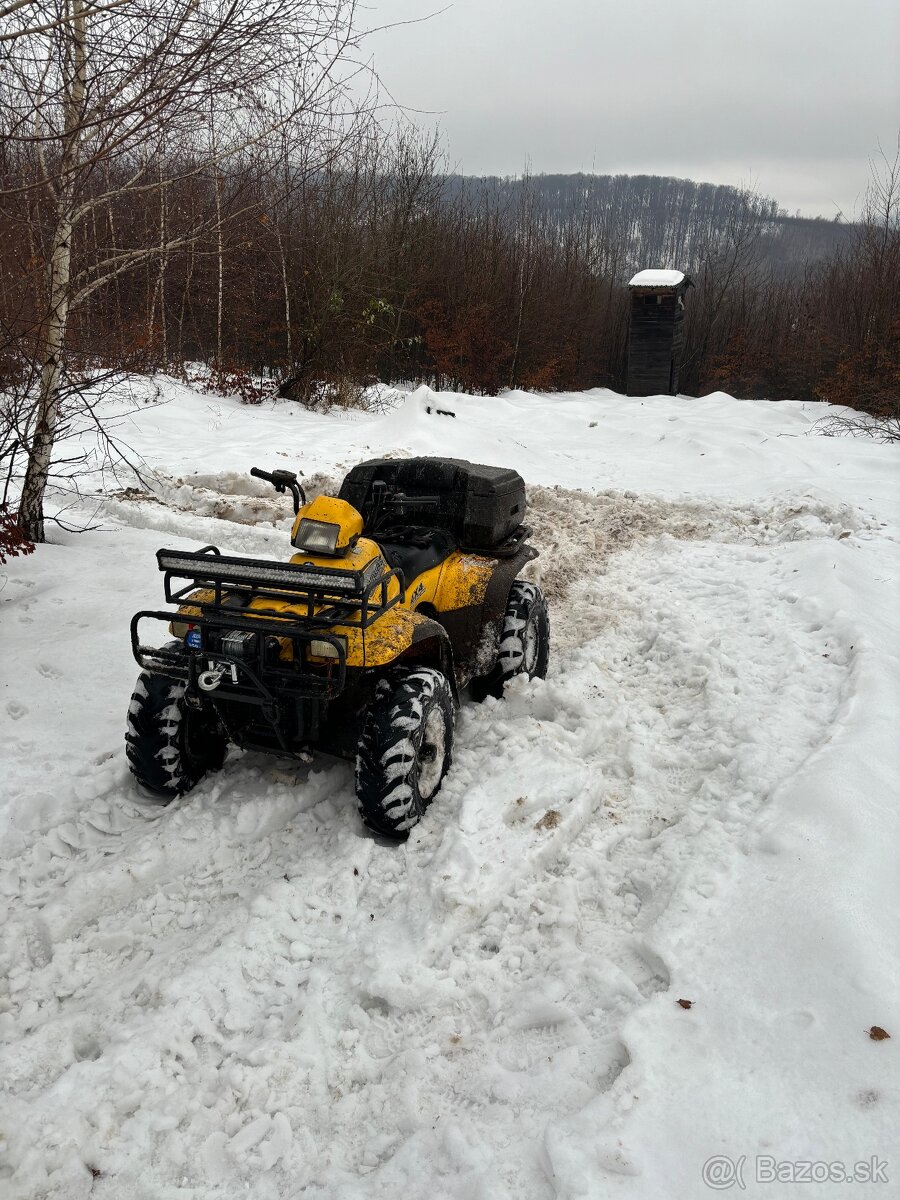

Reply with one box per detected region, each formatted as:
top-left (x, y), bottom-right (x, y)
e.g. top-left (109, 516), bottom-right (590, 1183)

top-left (869, 1026), bottom-right (891, 1041)
top-left (534, 809), bottom-right (561, 831)
top-left (677, 999), bottom-right (693, 1010)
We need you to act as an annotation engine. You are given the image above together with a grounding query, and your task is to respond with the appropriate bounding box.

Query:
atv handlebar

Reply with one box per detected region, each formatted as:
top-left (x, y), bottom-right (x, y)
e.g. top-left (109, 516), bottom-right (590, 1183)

top-left (250, 466), bottom-right (307, 514)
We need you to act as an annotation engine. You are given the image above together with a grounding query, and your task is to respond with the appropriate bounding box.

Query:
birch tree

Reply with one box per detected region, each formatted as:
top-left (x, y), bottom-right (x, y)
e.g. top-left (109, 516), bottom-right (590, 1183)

top-left (0, 0), bottom-right (361, 540)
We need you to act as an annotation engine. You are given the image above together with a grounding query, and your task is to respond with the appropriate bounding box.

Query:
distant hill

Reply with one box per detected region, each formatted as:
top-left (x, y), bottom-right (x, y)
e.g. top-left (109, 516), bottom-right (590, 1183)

top-left (441, 173), bottom-right (851, 277)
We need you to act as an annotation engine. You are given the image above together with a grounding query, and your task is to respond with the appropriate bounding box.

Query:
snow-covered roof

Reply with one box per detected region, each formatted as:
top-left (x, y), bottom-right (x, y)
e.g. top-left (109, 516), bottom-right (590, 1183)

top-left (628, 269), bottom-right (686, 288)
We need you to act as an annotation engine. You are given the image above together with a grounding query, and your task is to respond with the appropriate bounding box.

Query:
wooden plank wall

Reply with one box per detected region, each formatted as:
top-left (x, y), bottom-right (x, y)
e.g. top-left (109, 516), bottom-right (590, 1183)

top-left (626, 290), bottom-right (685, 396)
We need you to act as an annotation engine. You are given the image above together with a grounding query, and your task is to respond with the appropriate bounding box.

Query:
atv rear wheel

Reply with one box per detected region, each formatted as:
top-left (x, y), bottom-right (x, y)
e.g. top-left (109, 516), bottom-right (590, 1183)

top-left (356, 666), bottom-right (455, 839)
top-left (126, 646), bottom-right (227, 801)
top-left (471, 579), bottom-right (550, 700)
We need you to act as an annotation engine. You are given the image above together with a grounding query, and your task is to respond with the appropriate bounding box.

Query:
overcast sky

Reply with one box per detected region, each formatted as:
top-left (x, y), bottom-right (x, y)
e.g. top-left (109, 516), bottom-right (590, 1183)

top-left (361, 0), bottom-right (899, 218)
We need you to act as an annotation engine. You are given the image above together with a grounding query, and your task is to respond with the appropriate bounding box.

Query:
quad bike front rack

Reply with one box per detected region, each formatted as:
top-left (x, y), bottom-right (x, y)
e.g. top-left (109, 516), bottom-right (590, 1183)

top-left (155, 545), bottom-right (400, 625)
top-left (130, 545), bottom-right (405, 704)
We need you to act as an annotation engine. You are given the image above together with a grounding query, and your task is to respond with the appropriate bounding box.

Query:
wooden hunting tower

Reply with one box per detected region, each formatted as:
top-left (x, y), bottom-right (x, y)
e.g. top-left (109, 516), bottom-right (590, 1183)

top-left (626, 269), bottom-right (692, 396)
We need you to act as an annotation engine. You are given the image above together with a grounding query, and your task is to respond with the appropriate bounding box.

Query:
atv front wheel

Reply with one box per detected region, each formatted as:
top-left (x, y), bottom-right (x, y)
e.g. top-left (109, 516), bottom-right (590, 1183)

top-left (126, 648), bottom-right (227, 802)
top-left (471, 579), bottom-right (550, 700)
top-left (356, 666), bottom-right (455, 839)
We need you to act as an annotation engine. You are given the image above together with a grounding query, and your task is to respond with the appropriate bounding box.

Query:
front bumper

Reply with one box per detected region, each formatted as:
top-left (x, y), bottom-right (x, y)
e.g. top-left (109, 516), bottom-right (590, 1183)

top-left (131, 609), bottom-right (348, 702)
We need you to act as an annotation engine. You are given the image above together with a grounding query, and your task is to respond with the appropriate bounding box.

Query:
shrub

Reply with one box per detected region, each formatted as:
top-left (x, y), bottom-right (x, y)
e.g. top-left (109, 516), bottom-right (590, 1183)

top-left (0, 505), bottom-right (35, 565)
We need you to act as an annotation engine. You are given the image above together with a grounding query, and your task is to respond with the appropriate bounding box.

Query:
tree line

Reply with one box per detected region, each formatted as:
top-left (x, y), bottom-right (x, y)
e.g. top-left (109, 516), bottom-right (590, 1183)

top-left (1, 1), bottom-right (897, 547)
top-left (444, 173), bottom-right (852, 275)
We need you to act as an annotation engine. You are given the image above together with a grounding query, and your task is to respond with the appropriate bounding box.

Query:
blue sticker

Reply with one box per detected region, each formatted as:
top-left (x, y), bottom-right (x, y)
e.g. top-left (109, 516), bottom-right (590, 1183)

top-left (185, 628), bottom-right (202, 650)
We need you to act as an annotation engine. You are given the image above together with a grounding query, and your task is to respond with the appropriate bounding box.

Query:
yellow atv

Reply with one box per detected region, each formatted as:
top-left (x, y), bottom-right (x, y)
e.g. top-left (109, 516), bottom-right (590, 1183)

top-left (127, 457), bottom-right (549, 837)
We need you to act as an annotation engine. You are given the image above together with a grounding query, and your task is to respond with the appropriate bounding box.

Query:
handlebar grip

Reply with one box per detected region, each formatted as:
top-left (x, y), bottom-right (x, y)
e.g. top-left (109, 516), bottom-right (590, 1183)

top-left (250, 465), bottom-right (303, 512)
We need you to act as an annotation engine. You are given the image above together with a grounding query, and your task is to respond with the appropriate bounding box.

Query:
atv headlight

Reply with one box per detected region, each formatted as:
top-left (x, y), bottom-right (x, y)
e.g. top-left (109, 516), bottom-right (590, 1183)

top-left (308, 636), bottom-right (345, 661)
top-left (309, 639), bottom-right (338, 659)
top-left (293, 519), bottom-right (339, 555)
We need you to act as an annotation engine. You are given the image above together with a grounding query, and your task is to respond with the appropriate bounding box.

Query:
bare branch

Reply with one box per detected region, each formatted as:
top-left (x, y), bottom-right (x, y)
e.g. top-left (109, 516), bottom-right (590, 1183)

top-left (0, 0), bottom-right (131, 41)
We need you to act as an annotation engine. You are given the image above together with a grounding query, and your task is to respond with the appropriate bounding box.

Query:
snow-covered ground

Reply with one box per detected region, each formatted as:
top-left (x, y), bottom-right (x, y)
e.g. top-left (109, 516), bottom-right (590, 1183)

top-left (1, 380), bottom-right (898, 1199)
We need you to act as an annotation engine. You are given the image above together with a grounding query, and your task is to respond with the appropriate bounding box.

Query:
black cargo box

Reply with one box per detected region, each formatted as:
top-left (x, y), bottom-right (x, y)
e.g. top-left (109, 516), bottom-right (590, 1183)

top-left (339, 457), bottom-right (526, 550)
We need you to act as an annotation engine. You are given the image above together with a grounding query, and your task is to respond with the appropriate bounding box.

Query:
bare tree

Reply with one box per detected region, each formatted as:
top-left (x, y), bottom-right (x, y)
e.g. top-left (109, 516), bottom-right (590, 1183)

top-left (0, 0), bottom-right (363, 540)
top-left (681, 185), bottom-right (768, 389)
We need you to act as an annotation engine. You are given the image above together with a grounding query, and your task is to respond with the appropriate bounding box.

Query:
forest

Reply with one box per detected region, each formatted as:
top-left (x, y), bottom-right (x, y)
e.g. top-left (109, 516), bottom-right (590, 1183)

top-left (0, 0), bottom-right (898, 546)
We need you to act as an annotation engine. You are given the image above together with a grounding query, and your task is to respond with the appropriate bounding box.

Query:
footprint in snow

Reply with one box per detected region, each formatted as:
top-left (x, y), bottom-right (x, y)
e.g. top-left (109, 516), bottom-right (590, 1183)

top-left (24, 916), bottom-right (54, 968)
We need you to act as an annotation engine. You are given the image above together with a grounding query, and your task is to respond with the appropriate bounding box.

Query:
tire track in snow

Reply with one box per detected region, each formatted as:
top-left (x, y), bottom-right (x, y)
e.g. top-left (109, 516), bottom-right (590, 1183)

top-left (0, 512), bottom-right (852, 1198)
top-left (0, 762), bottom-right (355, 1086)
top-left (319, 537), bottom-right (851, 1195)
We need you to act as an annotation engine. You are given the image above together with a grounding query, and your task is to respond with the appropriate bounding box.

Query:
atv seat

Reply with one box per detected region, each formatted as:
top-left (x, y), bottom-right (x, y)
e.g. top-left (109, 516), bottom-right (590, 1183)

top-left (377, 527), bottom-right (456, 589)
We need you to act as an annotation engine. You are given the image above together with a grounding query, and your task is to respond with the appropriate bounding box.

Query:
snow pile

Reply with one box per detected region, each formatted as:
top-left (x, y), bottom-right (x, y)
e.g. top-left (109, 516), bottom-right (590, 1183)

top-left (523, 483), bottom-right (860, 608)
top-left (0, 381), bottom-right (898, 1198)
